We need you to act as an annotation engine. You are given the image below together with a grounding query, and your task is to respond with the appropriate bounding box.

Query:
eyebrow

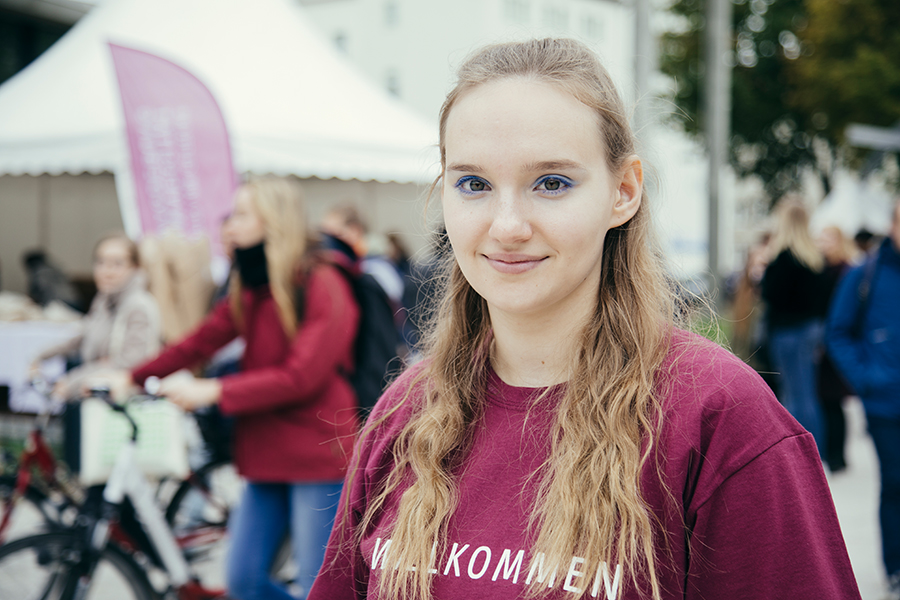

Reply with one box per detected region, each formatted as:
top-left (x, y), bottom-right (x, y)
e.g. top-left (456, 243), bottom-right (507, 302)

top-left (446, 159), bottom-right (586, 173)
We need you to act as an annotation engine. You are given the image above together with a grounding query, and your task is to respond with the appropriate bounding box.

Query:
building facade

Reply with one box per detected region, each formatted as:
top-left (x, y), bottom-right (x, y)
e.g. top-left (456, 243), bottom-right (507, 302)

top-left (299, 0), bottom-right (636, 122)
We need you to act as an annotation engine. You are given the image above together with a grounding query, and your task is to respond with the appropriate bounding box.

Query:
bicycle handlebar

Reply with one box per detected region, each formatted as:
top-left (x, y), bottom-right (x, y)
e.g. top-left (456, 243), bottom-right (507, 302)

top-left (88, 379), bottom-right (164, 443)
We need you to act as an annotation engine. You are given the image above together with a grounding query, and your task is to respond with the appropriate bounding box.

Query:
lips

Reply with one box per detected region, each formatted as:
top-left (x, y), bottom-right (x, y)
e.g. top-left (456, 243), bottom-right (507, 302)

top-left (484, 253), bottom-right (546, 274)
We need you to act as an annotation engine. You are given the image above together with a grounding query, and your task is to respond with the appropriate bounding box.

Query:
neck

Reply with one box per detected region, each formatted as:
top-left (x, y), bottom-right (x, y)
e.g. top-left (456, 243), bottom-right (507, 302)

top-left (488, 305), bottom-right (588, 388)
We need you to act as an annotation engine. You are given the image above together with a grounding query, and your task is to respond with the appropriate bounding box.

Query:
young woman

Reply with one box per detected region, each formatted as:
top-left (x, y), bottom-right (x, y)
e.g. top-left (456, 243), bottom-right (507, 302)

top-left (128, 177), bottom-right (360, 600)
top-left (761, 200), bottom-right (829, 455)
top-left (32, 233), bottom-right (161, 400)
top-left (308, 39), bottom-right (859, 600)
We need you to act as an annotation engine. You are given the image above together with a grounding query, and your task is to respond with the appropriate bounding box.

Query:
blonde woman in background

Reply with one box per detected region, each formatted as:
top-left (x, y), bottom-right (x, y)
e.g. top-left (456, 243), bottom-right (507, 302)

top-left (309, 39), bottom-right (858, 600)
top-left (761, 199), bottom-right (829, 456)
top-left (122, 178), bottom-right (360, 600)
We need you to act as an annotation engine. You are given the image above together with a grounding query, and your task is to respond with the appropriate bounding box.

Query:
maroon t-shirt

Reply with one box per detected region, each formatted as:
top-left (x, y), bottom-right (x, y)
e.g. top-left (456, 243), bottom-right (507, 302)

top-left (310, 331), bottom-right (860, 599)
top-left (133, 264), bottom-right (359, 482)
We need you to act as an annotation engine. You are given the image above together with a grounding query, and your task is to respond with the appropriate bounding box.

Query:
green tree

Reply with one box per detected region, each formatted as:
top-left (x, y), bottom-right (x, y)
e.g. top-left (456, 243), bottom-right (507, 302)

top-left (790, 0), bottom-right (900, 143)
top-left (660, 0), bottom-right (830, 202)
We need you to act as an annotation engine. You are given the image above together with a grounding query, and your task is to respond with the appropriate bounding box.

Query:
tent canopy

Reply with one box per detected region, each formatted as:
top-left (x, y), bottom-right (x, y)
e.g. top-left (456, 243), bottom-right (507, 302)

top-left (0, 0), bottom-right (439, 183)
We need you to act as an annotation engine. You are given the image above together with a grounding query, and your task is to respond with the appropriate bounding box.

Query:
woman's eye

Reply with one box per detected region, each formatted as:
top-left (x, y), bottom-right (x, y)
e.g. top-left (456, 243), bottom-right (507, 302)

top-left (535, 176), bottom-right (572, 194)
top-left (456, 177), bottom-right (490, 194)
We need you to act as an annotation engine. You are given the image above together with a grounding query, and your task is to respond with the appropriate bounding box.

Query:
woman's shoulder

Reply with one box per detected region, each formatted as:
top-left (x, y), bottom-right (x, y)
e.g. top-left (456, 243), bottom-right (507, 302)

top-left (351, 361), bottom-right (430, 472)
top-left (368, 361), bottom-right (430, 424)
top-left (303, 260), bottom-right (355, 295)
top-left (117, 274), bottom-right (160, 317)
top-left (659, 328), bottom-right (804, 437)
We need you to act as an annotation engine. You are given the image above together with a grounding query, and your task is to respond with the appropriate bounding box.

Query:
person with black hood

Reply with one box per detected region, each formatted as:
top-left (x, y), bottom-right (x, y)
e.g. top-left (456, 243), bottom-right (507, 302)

top-left (119, 177), bottom-right (360, 600)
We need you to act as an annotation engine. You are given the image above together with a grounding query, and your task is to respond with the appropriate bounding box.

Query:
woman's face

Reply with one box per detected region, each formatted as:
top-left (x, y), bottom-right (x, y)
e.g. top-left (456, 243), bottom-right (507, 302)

top-left (94, 239), bottom-right (136, 294)
top-left (817, 228), bottom-right (842, 264)
top-left (441, 77), bottom-right (641, 322)
top-left (224, 187), bottom-right (266, 249)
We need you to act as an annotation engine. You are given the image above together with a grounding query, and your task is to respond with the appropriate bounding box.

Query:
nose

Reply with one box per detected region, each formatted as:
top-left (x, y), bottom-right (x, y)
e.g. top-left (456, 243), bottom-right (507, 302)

top-left (489, 192), bottom-right (532, 245)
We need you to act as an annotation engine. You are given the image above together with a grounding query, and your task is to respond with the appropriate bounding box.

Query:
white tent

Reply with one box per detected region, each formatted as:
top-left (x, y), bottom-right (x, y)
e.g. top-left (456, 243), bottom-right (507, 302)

top-left (0, 0), bottom-right (438, 183)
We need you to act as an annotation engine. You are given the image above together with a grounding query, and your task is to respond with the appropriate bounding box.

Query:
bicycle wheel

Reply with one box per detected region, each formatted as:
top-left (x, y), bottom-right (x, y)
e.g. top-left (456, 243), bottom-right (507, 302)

top-left (0, 530), bottom-right (156, 600)
top-left (163, 460), bottom-right (242, 588)
top-left (0, 475), bottom-right (81, 542)
top-left (165, 461), bottom-right (290, 586)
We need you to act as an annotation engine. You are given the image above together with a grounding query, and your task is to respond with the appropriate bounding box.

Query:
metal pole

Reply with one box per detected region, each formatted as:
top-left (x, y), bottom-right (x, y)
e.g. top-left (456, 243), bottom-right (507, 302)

top-left (704, 0), bottom-right (732, 297)
top-left (634, 0), bottom-right (653, 136)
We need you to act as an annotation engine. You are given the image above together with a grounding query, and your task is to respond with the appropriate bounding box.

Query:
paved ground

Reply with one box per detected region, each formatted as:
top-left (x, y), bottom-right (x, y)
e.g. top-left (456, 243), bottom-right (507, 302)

top-left (1, 398), bottom-right (889, 598)
top-left (828, 397), bottom-right (886, 600)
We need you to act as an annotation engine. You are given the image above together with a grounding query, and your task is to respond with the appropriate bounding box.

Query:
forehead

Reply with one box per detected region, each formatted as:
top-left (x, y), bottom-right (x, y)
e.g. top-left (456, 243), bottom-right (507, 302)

top-left (96, 238), bottom-right (130, 258)
top-left (444, 77), bottom-right (606, 165)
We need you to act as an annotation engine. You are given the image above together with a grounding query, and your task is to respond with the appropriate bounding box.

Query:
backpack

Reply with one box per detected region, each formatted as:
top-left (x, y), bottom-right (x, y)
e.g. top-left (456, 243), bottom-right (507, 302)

top-left (336, 268), bottom-right (402, 418)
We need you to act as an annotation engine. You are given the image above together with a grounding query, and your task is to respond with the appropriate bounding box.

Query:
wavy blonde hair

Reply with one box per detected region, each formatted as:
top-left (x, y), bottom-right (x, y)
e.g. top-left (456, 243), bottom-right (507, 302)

top-left (228, 177), bottom-right (308, 336)
top-left (350, 39), bottom-right (676, 600)
top-left (768, 197), bottom-right (824, 272)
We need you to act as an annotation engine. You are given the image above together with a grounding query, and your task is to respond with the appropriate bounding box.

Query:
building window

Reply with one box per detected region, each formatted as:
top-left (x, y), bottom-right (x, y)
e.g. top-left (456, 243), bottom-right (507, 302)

top-left (386, 69), bottom-right (400, 97)
top-left (504, 0), bottom-right (530, 23)
top-left (385, 1), bottom-right (399, 27)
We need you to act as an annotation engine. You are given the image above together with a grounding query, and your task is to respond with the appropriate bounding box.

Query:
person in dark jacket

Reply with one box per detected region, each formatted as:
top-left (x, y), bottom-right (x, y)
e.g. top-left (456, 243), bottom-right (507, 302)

top-left (761, 199), bottom-right (829, 455)
top-left (127, 177), bottom-right (360, 600)
top-left (827, 198), bottom-right (900, 599)
top-left (815, 225), bottom-right (860, 472)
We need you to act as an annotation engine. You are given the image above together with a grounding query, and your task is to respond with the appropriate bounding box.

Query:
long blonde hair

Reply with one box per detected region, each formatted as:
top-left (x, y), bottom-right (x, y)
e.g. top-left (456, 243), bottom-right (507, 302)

top-left (228, 177), bottom-right (308, 336)
top-left (352, 39), bottom-right (676, 600)
top-left (768, 198), bottom-right (824, 272)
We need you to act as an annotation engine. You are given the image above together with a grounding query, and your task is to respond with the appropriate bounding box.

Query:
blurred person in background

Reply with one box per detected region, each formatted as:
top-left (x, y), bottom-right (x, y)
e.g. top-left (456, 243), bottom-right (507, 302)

top-left (761, 199), bottom-right (828, 456)
top-left (853, 228), bottom-right (878, 256)
top-left (30, 233), bottom-right (161, 401)
top-left (30, 233), bottom-right (161, 473)
top-left (320, 204), bottom-right (405, 307)
top-left (729, 234), bottom-right (771, 367)
top-left (22, 249), bottom-right (83, 312)
top-left (123, 177), bottom-right (360, 600)
top-left (827, 198), bottom-right (900, 599)
top-left (815, 225), bottom-right (859, 473)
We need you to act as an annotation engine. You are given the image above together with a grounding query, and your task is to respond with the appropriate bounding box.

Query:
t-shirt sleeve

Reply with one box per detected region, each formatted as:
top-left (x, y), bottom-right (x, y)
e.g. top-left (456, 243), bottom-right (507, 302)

top-left (685, 432), bottom-right (860, 599)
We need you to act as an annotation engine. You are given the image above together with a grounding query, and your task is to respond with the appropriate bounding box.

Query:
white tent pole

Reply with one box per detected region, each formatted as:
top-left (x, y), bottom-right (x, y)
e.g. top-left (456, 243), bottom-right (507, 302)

top-left (113, 161), bottom-right (142, 239)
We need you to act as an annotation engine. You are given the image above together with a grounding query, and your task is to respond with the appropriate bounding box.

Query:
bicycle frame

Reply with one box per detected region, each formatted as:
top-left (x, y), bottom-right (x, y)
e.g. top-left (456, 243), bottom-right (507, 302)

top-left (101, 436), bottom-right (192, 586)
top-left (85, 391), bottom-right (225, 599)
top-left (0, 399), bottom-right (82, 543)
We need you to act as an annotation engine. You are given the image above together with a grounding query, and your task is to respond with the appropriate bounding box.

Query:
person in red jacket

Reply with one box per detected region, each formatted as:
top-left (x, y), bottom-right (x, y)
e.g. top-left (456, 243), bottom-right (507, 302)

top-left (129, 177), bottom-right (360, 600)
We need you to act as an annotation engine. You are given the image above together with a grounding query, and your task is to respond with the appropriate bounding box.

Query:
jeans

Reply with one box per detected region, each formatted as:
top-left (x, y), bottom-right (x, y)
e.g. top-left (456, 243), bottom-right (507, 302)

top-left (769, 320), bottom-right (825, 455)
top-left (226, 480), bottom-right (343, 600)
top-left (867, 415), bottom-right (900, 579)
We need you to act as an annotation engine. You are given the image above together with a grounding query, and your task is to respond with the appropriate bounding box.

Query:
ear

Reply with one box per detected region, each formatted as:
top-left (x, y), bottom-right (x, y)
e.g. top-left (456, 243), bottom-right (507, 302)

top-left (609, 155), bottom-right (643, 228)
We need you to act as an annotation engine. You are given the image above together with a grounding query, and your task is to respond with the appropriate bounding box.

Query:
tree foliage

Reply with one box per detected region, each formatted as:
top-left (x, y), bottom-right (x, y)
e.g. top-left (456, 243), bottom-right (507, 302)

top-left (790, 0), bottom-right (900, 141)
top-left (659, 0), bottom-right (900, 203)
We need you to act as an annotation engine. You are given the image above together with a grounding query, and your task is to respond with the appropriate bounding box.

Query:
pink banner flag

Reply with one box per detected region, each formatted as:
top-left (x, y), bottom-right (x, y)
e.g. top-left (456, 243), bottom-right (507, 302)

top-left (109, 43), bottom-right (237, 247)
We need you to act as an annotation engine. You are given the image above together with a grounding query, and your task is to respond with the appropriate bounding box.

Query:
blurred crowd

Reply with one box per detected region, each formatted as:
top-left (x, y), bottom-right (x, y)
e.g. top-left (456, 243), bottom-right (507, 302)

top-left (726, 195), bottom-right (900, 593)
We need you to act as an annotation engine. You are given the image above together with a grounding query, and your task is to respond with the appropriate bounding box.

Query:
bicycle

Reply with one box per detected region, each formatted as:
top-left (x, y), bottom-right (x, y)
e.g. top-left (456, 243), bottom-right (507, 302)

top-left (1, 376), bottom-right (241, 560)
top-left (0, 376), bottom-right (85, 544)
top-left (0, 384), bottom-right (230, 599)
